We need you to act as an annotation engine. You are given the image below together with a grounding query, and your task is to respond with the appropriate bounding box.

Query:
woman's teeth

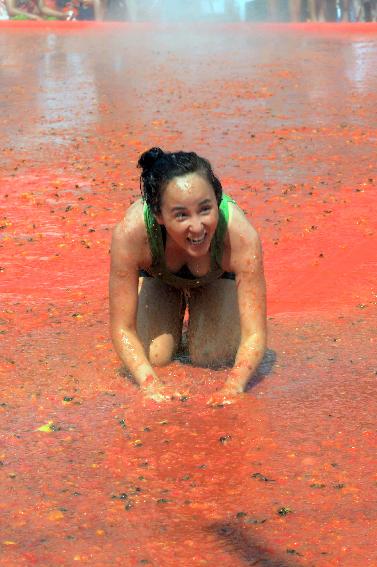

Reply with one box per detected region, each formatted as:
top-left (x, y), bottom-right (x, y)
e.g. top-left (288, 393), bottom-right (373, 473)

top-left (188, 234), bottom-right (206, 245)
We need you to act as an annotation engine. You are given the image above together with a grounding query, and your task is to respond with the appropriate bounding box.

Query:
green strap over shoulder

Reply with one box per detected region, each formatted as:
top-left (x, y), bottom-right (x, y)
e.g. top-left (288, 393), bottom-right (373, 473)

top-left (210, 193), bottom-right (235, 268)
top-left (143, 201), bottom-right (164, 265)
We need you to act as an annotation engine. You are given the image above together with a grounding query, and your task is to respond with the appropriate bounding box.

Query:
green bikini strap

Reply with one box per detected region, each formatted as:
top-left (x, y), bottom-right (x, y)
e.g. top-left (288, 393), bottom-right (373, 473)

top-left (211, 194), bottom-right (234, 268)
top-left (143, 201), bottom-right (163, 265)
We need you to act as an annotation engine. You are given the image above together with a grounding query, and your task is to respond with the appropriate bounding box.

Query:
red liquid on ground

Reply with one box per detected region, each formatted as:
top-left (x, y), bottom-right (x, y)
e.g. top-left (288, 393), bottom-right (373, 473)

top-left (0, 21), bottom-right (376, 566)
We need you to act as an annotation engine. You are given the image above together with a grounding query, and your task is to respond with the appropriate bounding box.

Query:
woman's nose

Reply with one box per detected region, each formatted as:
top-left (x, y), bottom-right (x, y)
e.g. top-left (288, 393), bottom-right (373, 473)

top-left (189, 216), bottom-right (203, 234)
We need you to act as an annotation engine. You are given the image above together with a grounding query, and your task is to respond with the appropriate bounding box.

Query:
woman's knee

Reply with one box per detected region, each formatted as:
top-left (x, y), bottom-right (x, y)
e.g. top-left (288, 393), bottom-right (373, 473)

top-left (137, 277), bottom-right (184, 364)
top-left (147, 333), bottom-right (178, 366)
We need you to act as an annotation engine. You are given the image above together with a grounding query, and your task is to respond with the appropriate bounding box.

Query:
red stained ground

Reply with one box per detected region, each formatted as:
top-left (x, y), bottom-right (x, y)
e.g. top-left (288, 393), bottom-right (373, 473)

top-left (0, 21), bottom-right (376, 567)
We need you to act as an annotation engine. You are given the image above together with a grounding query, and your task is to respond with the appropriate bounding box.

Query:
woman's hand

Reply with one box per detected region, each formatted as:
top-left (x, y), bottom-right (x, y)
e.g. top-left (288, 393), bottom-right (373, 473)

top-left (207, 383), bottom-right (244, 407)
top-left (140, 375), bottom-right (171, 403)
top-left (140, 374), bottom-right (187, 403)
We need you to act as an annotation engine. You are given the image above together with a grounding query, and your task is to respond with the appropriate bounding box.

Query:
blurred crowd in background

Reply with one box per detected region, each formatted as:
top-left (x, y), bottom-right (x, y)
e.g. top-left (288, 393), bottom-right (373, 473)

top-left (1, 0), bottom-right (376, 23)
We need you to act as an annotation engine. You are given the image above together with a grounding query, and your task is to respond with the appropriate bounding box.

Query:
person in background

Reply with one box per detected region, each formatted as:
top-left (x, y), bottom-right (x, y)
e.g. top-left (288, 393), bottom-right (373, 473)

top-left (289, 0), bottom-right (302, 20)
top-left (362, 0), bottom-right (377, 21)
top-left (109, 148), bottom-right (267, 405)
top-left (77, 0), bottom-right (105, 20)
top-left (55, 0), bottom-right (105, 20)
top-left (5, 0), bottom-right (67, 18)
top-left (0, 0), bottom-right (10, 18)
top-left (307, 0), bottom-right (338, 21)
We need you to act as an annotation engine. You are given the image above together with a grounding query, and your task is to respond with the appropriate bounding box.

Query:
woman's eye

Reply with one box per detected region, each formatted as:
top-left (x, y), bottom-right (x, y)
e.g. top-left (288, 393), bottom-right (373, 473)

top-left (200, 206), bottom-right (211, 214)
top-left (175, 212), bottom-right (187, 219)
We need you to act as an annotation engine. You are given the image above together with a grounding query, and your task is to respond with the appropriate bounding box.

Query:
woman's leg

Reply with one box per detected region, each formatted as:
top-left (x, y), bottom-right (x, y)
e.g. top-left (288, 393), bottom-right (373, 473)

top-left (136, 277), bottom-right (185, 366)
top-left (187, 279), bottom-right (241, 367)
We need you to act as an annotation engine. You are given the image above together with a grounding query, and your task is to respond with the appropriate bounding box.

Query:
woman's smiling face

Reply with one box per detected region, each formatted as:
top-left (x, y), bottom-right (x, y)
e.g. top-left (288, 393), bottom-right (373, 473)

top-left (156, 172), bottom-right (219, 257)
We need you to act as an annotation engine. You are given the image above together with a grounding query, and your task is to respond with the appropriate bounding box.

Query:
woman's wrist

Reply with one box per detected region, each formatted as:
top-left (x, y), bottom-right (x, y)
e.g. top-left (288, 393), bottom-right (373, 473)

top-left (136, 364), bottom-right (159, 388)
top-left (225, 365), bottom-right (253, 392)
top-left (140, 373), bottom-right (158, 388)
top-left (223, 379), bottom-right (245, 393)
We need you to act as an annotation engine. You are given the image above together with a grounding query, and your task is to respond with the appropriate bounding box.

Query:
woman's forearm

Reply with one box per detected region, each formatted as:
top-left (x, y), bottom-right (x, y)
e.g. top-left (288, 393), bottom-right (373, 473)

top-left (226, 334), bottom-right (266, 391)
top-left (111, 327), bottom-right (157, 386)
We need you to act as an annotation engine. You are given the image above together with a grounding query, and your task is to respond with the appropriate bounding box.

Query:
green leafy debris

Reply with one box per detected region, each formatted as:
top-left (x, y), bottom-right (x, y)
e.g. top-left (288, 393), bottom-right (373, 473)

top-left (277, 507), bottom-right (292, 516)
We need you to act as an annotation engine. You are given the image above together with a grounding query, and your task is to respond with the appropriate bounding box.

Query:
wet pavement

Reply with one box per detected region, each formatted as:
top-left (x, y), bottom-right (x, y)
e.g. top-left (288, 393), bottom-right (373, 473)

top-left (0, 21), bottom-right (377, 567)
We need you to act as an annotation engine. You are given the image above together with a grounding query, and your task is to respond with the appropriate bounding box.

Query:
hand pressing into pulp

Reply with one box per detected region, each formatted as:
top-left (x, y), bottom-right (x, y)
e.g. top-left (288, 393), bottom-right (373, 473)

top-left (141, 375), bottom-right (171, 403)
top-left (140, 375), bottom-right (186, 403)
top-left (207, 383), bottom-right (244, 407)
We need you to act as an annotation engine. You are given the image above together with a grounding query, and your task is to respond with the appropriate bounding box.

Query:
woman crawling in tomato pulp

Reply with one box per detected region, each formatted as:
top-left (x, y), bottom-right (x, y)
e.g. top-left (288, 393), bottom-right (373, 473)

top-left (109, 147), bottom-right (267, 405)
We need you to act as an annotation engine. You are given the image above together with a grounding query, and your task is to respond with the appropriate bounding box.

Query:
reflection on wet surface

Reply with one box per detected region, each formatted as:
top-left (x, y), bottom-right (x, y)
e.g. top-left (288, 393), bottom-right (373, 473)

top-left (1, 24), bottom-right (377, 181)
top-left (1, 22), bottom-right (377, 567)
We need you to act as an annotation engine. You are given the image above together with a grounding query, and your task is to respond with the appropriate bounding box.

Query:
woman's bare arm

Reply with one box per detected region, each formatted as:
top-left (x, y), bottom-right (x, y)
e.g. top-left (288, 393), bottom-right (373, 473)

top-left (208, 208), bottom-right (267, 405)
top-left (109, 217), bottom-right (170, 401)
top-left (227, 231), bottom-right (267, 391)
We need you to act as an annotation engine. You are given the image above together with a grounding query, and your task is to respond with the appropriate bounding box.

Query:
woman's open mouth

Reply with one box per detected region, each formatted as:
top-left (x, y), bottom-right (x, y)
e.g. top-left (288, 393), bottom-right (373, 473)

top-left (187, 233), bottom-right (206, 246)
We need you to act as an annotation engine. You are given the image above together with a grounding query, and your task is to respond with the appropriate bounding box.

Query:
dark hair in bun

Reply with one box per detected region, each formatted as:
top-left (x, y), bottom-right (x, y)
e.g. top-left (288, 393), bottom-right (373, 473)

top-left (138, 147), bottom-right (223, 214)
top-left (137, 147), bottom-right (164, 171)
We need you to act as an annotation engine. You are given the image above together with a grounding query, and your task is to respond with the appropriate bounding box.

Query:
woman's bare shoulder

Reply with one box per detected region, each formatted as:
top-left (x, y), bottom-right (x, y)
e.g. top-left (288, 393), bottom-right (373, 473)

top-left (226, 202), bottom-right (262, 273)
top-left (112, 199), bottom-right (145, 240)
top-left (228, 201), bottom-right (260, 246)
top-left (111, 199), bottom-right (150, 265)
